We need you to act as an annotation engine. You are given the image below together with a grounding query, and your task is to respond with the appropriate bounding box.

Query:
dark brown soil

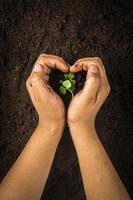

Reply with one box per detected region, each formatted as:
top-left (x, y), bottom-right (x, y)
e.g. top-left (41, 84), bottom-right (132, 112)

top-left (0, 0), bottom-right (133, 199)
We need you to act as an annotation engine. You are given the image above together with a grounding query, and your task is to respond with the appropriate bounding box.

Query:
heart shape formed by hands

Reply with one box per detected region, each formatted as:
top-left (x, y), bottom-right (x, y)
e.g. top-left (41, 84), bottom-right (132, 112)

top-left (26, 53), bottom-right (110, 130)
top-left (31, 53), bottom-right (106, 100)
top-left (31, 53), bottom-right (86, 99)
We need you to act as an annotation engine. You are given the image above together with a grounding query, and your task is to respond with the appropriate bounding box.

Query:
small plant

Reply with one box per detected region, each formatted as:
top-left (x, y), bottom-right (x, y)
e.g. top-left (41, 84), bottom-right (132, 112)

top-left (59, 72), bottom-right (76, 98)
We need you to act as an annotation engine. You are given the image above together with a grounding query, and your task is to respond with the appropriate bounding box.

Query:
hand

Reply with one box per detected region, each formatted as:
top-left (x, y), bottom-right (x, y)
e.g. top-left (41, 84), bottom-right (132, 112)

top-left (68, 57), bottom-right (110, 129)
top-left (26, 54), bottom-right (68, 131)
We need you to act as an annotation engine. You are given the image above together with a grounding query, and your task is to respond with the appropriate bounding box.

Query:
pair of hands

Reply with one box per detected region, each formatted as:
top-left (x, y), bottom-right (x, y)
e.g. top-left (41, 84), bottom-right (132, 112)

top-left (26, 54), bottom-right (110, 133)
top-left (1, 54), bottom-right (128, 200)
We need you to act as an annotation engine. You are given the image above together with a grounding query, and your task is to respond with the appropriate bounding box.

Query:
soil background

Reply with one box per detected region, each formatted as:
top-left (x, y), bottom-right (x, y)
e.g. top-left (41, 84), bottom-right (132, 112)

top-left (0, 0), bottom-right (133, 199)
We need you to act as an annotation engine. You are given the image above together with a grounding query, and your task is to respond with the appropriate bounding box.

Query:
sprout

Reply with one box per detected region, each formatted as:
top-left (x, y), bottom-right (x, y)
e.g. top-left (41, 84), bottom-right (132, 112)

top-left (59, 72), bottom-right (76, 98)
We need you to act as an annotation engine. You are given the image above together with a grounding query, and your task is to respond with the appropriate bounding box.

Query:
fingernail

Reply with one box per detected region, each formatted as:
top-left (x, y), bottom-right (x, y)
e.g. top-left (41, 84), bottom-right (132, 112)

top-left (89, 65), bottom-right (98, 73)
top-left (33, 64), bottom-right (43, 72)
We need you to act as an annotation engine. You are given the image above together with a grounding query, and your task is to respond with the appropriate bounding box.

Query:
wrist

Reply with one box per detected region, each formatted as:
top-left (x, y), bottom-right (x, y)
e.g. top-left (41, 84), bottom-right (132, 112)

top-left (36, 120), bottom-right (65, 137)
top-left (68, 121), bottom-right (95, 132)
top-left (69, 121), bottom-right (97, 139)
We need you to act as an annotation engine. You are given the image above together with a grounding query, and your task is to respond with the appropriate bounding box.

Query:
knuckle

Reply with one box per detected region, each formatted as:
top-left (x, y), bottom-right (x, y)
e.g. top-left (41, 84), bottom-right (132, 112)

top-left (38, 53), bottom-right (50, 62)
top-left (94, 57), bottom-right (102, 63)
top-left (92, 57), bottom-right (102, 66)
top-left (92, 60), bottom-right (99, 66)
top-left (38, 54), bottom-right (45, 62)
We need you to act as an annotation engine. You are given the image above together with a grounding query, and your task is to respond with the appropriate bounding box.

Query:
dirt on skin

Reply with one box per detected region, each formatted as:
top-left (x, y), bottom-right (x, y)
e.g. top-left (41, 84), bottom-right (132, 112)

top-left (0, 0), bottom-right (133, 199)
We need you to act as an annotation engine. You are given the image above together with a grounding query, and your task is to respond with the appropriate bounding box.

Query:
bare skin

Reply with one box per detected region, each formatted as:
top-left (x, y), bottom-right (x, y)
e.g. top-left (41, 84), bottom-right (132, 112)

top-left (68, 57), bottom-right (130, 200)
top-left (0, 54), bottom-right (68, 200)
top-left (0, 54), bottom-right (130, 200)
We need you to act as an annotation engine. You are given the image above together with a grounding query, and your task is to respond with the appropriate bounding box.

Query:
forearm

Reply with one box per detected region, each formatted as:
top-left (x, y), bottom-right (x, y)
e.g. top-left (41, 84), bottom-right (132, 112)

top-left (69, 123), bottom-right (130, 200)
top-left (0, 124), bottom-right (63, 200)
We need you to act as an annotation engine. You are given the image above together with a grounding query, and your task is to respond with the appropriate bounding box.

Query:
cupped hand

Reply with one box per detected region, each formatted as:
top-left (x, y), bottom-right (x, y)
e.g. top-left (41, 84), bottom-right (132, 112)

top-left (68, 57), bottom-right (111, 129)
top-left (26, 54), bottom-right (68, 130)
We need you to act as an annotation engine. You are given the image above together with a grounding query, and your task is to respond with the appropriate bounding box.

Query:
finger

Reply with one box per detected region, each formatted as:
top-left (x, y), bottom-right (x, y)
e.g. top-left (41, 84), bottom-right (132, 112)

top-left (29, 64), bottom-right (51, 98)
top-left (70, 63), bottom-right (84, 73)
top-left (71, 58), bottom-right (102, 73)
top-left (86, 64), bottom-right (99, 80)
top-left (83, 65), bottom-right (100, 102)
top-left (32, 63), bottom-right (49, 83)
top-left (37, 54), bottom-right (69, 72)
top-left (70, 58), bottom-right (89, 73)
top-left (70, 58), bottom-right (109, 86)
top-left (71, 57), bottom-right (105, 71)
top-left (29, 62), bottom-right (50, 85)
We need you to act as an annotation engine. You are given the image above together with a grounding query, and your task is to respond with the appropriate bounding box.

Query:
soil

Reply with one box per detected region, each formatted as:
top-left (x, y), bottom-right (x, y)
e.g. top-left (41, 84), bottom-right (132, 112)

top-left (0, 0), bottom-right (133, 199)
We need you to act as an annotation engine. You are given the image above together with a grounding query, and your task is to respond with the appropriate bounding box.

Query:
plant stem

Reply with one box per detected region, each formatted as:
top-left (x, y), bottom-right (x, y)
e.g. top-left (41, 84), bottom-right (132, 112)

top-left (68, 89), bottom-right (74, 98)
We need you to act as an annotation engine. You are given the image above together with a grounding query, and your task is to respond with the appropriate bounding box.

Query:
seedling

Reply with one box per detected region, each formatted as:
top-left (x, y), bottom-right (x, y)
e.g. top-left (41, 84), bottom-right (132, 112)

top-left (59, 72), bottom-right (76, 98)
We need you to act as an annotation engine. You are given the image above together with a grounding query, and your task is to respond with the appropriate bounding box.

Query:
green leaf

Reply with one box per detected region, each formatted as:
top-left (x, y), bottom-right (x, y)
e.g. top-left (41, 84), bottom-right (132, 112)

top-left (59, 80), bottom-right (63, 84)
top-left (67, 72), bottom-right (75, 80)
top-left (64, 73), bottom-right (68, 79)
top-left (59, 72), bottom-right (76, 98)
top-left (69, 85), bottom-right (75, 92)
top-left (62, 80), bottom-right (72, 89)
top-left (71, 79), bottom-right (76, 86)
top-left (59, 86), bottom-right (66, 95)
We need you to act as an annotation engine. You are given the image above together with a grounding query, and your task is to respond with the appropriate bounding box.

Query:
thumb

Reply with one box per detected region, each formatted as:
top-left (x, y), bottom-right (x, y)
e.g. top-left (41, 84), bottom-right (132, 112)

top-left (83, 65), bottom-right (100, 100)
top-left (32, 63), bottom-right (49, 82)
top-left (30, 64), bottom-right (49, 94)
